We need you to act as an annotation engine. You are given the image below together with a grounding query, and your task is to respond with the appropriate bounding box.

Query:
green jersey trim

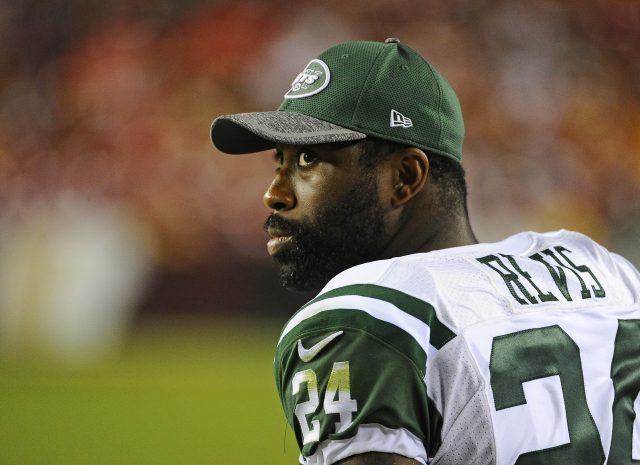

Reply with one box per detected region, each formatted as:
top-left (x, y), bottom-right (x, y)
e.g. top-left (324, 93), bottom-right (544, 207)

top-left (280, 284), bottom-right (455, 349)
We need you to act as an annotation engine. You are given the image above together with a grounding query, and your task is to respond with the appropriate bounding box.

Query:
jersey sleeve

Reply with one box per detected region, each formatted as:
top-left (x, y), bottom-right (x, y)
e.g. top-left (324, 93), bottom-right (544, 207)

top-left (274, 285), bottom-right (448, 465)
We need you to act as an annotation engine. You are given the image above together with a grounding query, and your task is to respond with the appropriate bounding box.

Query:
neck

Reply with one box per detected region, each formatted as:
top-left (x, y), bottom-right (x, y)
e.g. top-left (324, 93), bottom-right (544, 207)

top-left (380, 212), bottom-right (478, 260)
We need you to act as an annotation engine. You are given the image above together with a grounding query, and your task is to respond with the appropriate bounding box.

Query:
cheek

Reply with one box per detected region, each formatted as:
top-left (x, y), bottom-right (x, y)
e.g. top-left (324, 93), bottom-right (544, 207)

top-left (375, 171), bottom-right (396, 207)
top-left (294, 172), bottom-right (347, 213)
top-left (294, 180), bottom-right (326, 205)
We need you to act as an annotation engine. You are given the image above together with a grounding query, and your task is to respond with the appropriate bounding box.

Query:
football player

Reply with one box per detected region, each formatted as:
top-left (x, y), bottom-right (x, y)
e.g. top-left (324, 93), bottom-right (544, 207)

top-left (211, 39), bottom-right (640, 465)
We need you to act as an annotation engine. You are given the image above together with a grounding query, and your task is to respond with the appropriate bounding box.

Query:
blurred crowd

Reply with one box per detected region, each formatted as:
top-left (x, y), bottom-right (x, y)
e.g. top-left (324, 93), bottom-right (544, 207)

top-left (0, 0), bottom-right (638, 357)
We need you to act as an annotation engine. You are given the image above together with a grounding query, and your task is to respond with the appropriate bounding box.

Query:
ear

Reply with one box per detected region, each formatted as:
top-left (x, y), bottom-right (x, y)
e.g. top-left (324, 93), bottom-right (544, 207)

top-left (390, 147), bottom-right (429, 208)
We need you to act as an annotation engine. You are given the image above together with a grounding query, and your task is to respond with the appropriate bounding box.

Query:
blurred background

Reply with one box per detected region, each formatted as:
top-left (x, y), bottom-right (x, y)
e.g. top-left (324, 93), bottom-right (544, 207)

top-left (0, 0), bottom-right (638, 463)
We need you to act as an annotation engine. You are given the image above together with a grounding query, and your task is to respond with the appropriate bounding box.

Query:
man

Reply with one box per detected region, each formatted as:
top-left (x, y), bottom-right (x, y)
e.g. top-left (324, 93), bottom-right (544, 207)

top-left (210, 39), bottom-right (640, 465)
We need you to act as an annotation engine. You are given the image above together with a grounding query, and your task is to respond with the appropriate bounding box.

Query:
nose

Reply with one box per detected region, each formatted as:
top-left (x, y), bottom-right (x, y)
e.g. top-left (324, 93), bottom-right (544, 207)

top-left (263, 173), bottom-right (295, 211)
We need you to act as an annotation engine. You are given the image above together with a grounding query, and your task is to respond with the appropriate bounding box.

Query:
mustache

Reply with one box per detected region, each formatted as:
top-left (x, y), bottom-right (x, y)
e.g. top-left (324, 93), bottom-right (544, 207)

top-left (263, 213), bottom-right (304, 236)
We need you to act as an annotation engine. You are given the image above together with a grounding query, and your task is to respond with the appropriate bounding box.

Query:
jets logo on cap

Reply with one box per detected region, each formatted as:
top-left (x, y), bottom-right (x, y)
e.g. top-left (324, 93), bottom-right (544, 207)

top-left (390, 109), bottom-right (413, 128)
top-left (284, 59), bottom-right (330, 99)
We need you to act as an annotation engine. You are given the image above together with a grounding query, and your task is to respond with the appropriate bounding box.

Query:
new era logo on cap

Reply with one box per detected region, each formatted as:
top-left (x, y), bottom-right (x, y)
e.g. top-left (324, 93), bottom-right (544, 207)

top-left (390, 109), bottom-right (412, 128)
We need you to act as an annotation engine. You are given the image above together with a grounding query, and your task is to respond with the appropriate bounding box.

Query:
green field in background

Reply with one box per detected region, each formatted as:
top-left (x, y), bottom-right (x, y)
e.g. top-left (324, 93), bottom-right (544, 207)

top-left (0, 319), bottom-right (300, 465)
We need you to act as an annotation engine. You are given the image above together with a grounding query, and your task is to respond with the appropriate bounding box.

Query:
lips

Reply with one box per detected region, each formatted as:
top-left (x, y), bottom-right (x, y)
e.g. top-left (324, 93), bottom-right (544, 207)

top-left (266, 226), bottom-right (295, 256)
top-left (267, 234), bottom-right (293, 257)
top-left (264, 215), bottom-right (300, 257)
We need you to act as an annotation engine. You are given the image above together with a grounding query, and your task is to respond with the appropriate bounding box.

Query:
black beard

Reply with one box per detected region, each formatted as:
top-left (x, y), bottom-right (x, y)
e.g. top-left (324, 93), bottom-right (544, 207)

top-left (263, 179), bottom-right (387, 292)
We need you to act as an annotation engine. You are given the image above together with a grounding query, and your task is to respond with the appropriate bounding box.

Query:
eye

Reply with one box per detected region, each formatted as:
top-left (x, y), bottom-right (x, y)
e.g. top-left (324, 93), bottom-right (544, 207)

top-left (298, 150), bottom-right (317, 167)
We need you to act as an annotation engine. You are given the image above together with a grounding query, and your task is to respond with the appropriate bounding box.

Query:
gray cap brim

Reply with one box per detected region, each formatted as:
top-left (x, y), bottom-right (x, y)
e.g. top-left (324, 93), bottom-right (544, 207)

top-left (210, 111), bottom-right (367, 154)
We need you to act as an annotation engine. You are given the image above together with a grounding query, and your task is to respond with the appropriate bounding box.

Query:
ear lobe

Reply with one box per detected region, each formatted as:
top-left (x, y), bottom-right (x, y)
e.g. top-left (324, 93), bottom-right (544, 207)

top-left (391, 148), bottom-right (429, 208)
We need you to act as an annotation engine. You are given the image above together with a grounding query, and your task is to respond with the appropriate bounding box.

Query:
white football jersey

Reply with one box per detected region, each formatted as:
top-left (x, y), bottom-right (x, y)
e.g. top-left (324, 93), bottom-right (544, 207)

top-left (274, 230), bottom-right (640, 465)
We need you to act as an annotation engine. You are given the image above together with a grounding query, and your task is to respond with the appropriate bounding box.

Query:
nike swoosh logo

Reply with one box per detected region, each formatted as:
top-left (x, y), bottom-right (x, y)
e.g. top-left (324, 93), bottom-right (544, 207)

top-left (297, 331), bottom-right (343, 363)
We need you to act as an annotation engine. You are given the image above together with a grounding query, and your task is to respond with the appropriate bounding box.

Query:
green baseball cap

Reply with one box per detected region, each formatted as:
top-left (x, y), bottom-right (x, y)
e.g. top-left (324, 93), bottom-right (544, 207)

top-left (211, 38), bottom-right (464, 162)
